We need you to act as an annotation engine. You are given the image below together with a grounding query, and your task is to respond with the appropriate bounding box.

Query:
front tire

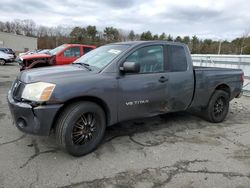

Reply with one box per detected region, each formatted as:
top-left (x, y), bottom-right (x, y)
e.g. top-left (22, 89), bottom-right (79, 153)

top-left (204, 90), bottom-right (229, 123)
top-left (55, 102), bottom-right (106, 156)
top-left (0, 59), bottom-right (6, 65)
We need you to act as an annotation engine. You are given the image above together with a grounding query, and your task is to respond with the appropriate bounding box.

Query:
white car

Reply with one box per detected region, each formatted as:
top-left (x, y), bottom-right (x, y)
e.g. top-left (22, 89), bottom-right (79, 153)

top-left (0, 51), bottom-right (15, 65)
top-left (18, 50), bottom-right (38, 57)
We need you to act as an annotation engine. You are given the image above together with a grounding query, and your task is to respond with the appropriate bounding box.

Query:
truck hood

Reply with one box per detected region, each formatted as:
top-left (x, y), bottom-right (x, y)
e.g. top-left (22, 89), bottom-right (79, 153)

top-left (21, 53), bottom-right (52, 60)
top-left (18, 65), bottom-right (99, 83)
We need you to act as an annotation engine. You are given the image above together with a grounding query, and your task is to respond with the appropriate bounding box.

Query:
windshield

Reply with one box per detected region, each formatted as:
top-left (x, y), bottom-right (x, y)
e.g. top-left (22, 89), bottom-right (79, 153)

top-left (49, 45), bottom-right (66, 55)
top-left (38, 49), bottom-right (50, 54)
top-left (73, 45), bottom-right (128, 69)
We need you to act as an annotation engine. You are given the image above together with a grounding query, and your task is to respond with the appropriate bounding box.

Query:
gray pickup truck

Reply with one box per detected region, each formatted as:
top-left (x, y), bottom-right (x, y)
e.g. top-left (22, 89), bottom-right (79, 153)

top-left (8, 41), bottom-right (244, 156)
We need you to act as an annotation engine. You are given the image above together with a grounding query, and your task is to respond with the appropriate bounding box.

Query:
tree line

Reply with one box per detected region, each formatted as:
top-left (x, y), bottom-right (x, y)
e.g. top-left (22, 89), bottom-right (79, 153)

top-left (0, 19), bottom-right (250, 54)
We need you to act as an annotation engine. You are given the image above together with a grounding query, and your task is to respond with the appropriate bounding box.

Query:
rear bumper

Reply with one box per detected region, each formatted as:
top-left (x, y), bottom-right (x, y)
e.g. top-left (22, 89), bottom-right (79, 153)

top-left (7, 92), bottom-right (63, 136)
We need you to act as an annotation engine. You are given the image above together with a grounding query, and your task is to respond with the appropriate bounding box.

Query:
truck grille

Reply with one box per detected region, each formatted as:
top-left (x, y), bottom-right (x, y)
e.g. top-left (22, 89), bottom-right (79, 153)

top-left (12, 80), bottom-right (25, 101)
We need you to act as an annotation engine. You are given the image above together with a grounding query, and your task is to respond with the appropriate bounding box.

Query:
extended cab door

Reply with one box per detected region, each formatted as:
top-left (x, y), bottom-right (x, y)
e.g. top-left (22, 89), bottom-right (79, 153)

top-left (56, 46), bottom-right (81, 65)
top-left (164, 44), bottom-right (194, 111)
top-left (118, 45), bottom-right (169, 122)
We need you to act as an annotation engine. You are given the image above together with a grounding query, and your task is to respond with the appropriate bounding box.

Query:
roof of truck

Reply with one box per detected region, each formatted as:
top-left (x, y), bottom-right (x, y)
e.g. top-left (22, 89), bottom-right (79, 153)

top-left (112, 40), bottom-right (184, 47)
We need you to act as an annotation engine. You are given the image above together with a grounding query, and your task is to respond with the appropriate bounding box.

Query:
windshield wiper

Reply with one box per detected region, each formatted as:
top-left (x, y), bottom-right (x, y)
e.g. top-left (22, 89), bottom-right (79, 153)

top-left (74, 62), bottom-right (92, 71)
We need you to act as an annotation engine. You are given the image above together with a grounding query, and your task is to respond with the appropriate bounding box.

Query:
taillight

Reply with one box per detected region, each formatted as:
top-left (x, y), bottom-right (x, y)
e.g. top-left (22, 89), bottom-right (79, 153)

top-left (240, 72), bottom-right (244, 83)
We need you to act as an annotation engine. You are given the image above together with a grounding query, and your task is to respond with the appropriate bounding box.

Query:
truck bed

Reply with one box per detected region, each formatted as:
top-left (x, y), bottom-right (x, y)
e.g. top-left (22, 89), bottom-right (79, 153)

top-left (194, 66), bottom-right (241, 72)
top-left (190, 66), bottom-right (243, 108)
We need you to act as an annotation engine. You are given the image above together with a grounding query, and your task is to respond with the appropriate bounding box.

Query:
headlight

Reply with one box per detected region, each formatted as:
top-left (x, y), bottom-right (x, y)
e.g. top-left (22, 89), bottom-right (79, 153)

top-left (21, 82), bottom-right (56, 102)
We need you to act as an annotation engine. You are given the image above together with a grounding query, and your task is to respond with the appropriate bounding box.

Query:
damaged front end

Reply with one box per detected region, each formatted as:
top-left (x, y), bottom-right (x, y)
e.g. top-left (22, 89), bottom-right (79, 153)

top-left (7, 79), bottom-right (62, 135)
top-left (18, 55), bottom-right (56, 71)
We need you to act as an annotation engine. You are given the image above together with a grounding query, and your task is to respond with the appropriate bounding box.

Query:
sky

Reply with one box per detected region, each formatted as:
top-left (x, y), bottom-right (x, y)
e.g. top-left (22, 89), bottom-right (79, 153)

top-left (0, 0), bottom-right (250, 40)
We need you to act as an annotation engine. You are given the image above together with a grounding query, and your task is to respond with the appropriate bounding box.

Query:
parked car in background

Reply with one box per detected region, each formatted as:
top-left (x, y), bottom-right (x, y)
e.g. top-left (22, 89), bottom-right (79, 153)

top-left (18, 50), bottom-right (39, 57)
top-left (18, 49), bottom-right (50, 57)
top-left (18, 44), bottom-right (95, 70)
top-left (0, 51), bottom-right (15, 65)
top-left (0, 47), bottom-right (16, 59)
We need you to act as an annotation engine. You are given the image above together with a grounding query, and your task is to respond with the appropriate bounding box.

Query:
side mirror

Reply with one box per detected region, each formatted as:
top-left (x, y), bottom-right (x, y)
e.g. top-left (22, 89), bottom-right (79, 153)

top-left (120, 62), bottom-right (140, 73)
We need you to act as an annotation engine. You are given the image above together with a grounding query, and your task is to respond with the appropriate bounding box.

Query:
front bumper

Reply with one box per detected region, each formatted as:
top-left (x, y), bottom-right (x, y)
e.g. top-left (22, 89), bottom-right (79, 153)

top-left (6, 58), bottom-right (15, 62)
top-left (7, 92), bottom-right (63, 136)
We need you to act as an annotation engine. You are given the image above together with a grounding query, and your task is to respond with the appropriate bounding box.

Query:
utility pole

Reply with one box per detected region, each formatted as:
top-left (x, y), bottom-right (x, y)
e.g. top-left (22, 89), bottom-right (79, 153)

top-left (240, 46), bottom-right (247, 55)
top-left (218, 40), bottom-right (222, 54)
top-left (55, 36), bottom-right (58, 47)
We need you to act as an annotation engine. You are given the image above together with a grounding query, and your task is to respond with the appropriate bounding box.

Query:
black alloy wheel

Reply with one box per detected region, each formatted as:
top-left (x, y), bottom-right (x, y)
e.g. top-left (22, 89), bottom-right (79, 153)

top-left (213, 97), bottom-right (226, 117)
top-left (72, 113), bottom-right (97, 145)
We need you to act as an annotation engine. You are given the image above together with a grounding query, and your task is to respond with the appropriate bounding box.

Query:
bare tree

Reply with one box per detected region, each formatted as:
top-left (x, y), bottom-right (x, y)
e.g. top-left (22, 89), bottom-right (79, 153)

top-left (0, 21), bottom-right (5, 32)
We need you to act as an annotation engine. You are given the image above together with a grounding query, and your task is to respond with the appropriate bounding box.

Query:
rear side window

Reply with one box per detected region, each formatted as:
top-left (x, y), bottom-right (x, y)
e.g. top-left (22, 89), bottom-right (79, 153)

top-left (0, 48), bottom-right (7, 53)
top-left (167, 45), bottom-right (187, 72)
top-left (64, 47), bottom-right (81, 57)
top-left (83, 47), bottom-right (94, 54)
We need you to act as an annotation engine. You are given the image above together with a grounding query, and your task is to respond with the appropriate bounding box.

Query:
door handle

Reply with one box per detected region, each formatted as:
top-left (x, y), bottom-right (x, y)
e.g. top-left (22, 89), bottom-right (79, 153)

top-left (159, 76), bottom-right (168, 83)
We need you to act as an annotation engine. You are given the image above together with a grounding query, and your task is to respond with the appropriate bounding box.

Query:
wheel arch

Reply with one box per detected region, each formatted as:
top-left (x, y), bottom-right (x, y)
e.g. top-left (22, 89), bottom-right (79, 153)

top-left (51, 96), bottom-right (111, 130)
top-left (0, 58), bottom-right (6, 63)
top-left (214, 83), bottom-right (231, 98)
top-left (204, 83), bottom-right (231, 108)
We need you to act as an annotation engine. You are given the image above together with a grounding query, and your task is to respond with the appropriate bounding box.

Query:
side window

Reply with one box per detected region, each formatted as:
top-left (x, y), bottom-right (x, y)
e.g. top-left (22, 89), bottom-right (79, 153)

top-left (83, 47), bottom-right (93, 54)
top-left (167, 45), bottom-right (187, 72)
top-left (126, 45), bottom-right (164, 73)
top-left (64, 47), bottom-right (81, 57)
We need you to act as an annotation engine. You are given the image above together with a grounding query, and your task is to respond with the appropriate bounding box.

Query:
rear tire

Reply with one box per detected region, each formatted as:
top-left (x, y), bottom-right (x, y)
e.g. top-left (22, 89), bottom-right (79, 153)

top-left (55, 102), bottom-right (106, 156)
top-left (0, 59), bottom-right (6, 65)
top-left (204, 90), bottom-right (229, 123)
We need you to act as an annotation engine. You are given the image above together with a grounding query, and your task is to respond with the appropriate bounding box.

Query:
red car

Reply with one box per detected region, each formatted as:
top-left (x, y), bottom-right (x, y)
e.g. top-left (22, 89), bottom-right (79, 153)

top-left (18, 44), bottom-right (96, 70)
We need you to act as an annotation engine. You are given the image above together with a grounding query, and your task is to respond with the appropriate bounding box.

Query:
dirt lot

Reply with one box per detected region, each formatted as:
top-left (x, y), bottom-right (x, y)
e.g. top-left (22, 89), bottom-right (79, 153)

top-left (0, 64), bottom-right (250, 188)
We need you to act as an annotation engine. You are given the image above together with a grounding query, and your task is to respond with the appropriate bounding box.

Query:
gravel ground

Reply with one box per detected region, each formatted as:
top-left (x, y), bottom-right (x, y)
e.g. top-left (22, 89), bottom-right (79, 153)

top-left (0, 64), bottom-right (250, 188)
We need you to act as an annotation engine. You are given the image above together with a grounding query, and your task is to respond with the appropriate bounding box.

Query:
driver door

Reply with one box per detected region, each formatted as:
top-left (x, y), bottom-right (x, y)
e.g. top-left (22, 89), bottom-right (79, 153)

top-left (118, 45), bottom-right (169, 122)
